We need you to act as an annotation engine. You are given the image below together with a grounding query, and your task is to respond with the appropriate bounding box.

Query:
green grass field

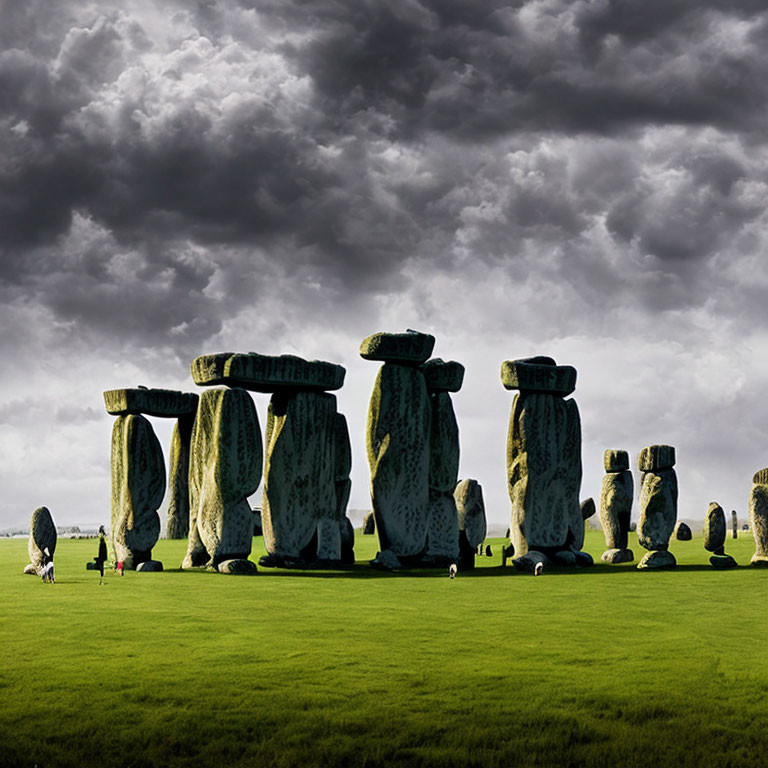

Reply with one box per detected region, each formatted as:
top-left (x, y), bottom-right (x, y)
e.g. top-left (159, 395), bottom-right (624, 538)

top-left (2, 529), bottom-right (767, 768)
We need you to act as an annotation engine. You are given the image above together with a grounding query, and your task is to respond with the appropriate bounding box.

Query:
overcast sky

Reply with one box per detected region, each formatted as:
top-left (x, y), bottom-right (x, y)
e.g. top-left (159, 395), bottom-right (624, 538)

top-left (2, 0), bottom-right (768, 534)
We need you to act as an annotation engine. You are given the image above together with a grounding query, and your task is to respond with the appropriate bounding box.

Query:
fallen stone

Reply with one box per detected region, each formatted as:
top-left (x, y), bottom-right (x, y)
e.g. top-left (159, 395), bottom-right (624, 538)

top-left (604, 449), bottom-right (630, 472)
top-left (455, 479), bottom-right (487, 549)
top-left (191, 352), bottom-right (345, 392)
top-left (500, 360), bottom-right (577, 397)
top-left (506, 391), bottom-right (583, 556)
top-left (28, 506), bottom-right (57, 574)
top-left (136, 559), bottom-right (163, 572)
top-left (104, 388), bottom-right (198, 417)
top-left (420, 358), bottom-right (465, 393)
top-left (360, 330), bottom-right (435, 364)
top-left (366, 363), bottom-right (431, 558)
top-left (710, 554), bottom-right (737, 569)
top-left (704, 502), bottom-right (726, 553)
top-left (512, 550), bottom-right (550, 573)
top-left (183, 388), bottom-right (262, 569)
top-left (262, 391), bottom-right (337, 561)
top-left (362, 511), bottom-right (376, 534)
top-left (581, 497), bottom-right (596, 520)
top-left (370, 549), bottom-right (403, 571)
top-left (217, 558), bottom-right (258, 575)
top-left (673, 521), bottom-right (692, 541)
top-left (637, 549), bottom-right (677, 569)
top-left (166, 413), bottom-right (194, 540)
top-left (111, 414), bottom-right (165, 569)
top-left (601, 548), bottom-right (634, 564)
top-left (638, 445), bottom-right (676, 472)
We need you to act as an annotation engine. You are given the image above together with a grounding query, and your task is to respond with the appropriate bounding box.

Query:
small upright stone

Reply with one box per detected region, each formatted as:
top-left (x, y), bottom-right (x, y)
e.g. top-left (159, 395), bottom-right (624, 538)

top-left (673, 521), bottom-right (692, 541)
top-left (455, 479), bottom-right (486, 570)
top-left (360, 330), bottom-right (435, 365)
top-left (166, 413), bottom-right (195, 539)
top-left (599, 449), bottom-right (634, 564)
top-left (637, 444), bottom-right (677, 570)
top-left (362, 511), bottom-right (376, 534)
top-left (704, 501), bottom-right (736, 568)
top-left (731, 510), bottom-right (738, 539)
top-left (26, 506), bottom-right (57, 575)
top-left (749, 469), bottom-right (768, 566)
top-left (581, 498), bottom-right (596, 521)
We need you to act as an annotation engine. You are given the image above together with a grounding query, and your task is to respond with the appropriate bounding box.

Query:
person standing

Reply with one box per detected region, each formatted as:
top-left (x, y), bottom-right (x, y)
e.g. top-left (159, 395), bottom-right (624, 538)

top-left (95, 525), bottom-right (108, 585)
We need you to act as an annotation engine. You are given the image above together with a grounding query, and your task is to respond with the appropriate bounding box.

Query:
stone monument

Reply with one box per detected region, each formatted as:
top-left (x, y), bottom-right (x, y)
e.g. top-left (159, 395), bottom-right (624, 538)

top-left (637, 445), bottom-right (677, 570)
top-left (704, 502), bottom-right (737, 569)
top-left (748, 468), bottom-right (768, 567)
top-left (599, 449), bottom-right (634, 564)
top-left (673, 521), bottom-right (692, 541)
top-left (454, 479), bottom-right (486, 570)
top-left (25, 506), bottom-right (57, 575)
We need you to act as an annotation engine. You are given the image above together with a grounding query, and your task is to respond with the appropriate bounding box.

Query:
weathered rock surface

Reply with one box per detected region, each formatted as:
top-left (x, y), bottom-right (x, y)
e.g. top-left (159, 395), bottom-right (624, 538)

top-left (704, 503), bottom-right (726, 553)
top-left (371, 549), bottom-right (403, 571)
top-left (340, 517), bottom-right (355, 564)
top-left (710, 554), bottom-right (738, 569)
top-left (506, 391), bottom-right (582, 557)
top-left (500, 359), bottom-right (577, 397)
top-left (604, 449), bottom-right (629, 472)
top-left (599, 465), bottom-right (633, 551)
top-left (601, 548), bottom-right (634, 564)
top-left (426, 391), bottom-right (460, 561)
top-left (104, 388), bottom-right (198, 417)
top-left (362, 511), bottom-right (376, 534)
top-left (191, 352), bottom-right (345, 392)
top-left (580, 498), bottom-right (596, 520)
top-left (455, 479), bottom-right (487, 549)
top-left (366, 363), bottom-right (430, 558)
top-left (637, 549), bottom-right (677, 569)
top-left (217, 558), bottom-right (258, 575)
top-left (28, 506), bottom-right (57, 575)
top-left (23, 563), bottom-right (37, 575)
top-left (512, 550), bottom-right (550, 573)
top-left (111, 414), bottom-right (165, 569)
top-left (253, 508), bottom-right (262, 536)
top-left (749, 472), bottom-right (768, 566)
top-left (731, 510), bottom-right (738, 539)
top-left (360, 330), bottom-right (435, 364)
top-left (261, 391), bottom-right (337, 561)
top-left (420, 359), bottom-right (465, 393)
top-left (166, 413), bottom-right (194, 540)
top-left (638, 445), bottom-right (676, 472)
top-left (184, 388), bottom-right (262, 569)
top-left (674, 521), bottom-right (692, 541)
top-left (135, 559), bottom-right (163, 572)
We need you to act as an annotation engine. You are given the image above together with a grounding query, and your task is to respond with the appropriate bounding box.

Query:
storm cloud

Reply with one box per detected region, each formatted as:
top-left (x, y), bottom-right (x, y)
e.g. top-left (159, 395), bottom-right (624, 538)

top-left (2, 0), bottom-right (768, 527)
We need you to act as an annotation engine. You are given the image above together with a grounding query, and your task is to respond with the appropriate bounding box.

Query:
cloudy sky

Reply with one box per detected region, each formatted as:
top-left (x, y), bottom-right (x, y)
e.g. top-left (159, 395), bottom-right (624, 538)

top-left (2, 0), bottom-right (768, 533)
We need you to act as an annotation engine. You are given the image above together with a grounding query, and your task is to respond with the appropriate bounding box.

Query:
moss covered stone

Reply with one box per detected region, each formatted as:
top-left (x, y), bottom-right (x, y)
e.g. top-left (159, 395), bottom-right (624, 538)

top-left (638, 445), bottom-right (676, 472)
top-left (637, 549), bottom-right (677, 569)
top-left (191, 352), bottom-right (345, 392)
top-left (366, 362), bottom-right (431, 557)
top-left (111, 414), bottom-right (165, 569)
top-left (599, 468), bottom-right (633, 551)
top-left (27, 506), bottom-right (57, 575)
top-left (183, 388), bottom-right (262, 569)
top-left (500, 360), bottom-right (576, 397)
top-left (103, 388), bottom-right (198, 417)
top-left (420, 358), bottom-right (465, 393)
top-left (703, 503), bottom-right (726, 553)
top-left (749, 478), bottom-right (768, 566)
top-left (166, 413), bottom-right (194, 540)
top-left (637, 455), bottom-right (678, 571)
top-left (604, 449), bottom-right (629, 472)
top-left (360, 330), bottom-right (435, 364)
top-left (455, 479), bottom-right (487, 549)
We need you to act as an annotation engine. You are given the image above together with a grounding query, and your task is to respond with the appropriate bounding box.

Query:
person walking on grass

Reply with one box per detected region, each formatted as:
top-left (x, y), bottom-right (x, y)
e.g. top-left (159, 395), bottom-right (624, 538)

top-left (95, 526), bottom-right (108, 585)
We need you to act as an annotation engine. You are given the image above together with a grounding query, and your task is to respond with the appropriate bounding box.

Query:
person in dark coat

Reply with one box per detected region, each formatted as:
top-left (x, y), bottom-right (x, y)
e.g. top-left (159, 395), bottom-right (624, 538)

top-left (95, 525), bottom-right (108, 585)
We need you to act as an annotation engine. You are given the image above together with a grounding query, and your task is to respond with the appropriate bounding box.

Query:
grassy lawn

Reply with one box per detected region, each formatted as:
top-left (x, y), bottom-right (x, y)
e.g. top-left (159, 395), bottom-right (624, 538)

top-left (1, 528), bottom-right (767, 768)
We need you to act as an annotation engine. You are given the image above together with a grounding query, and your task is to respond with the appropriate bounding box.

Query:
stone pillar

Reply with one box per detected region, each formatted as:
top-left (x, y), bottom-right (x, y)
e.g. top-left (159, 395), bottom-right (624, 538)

top-left (332, 413), bottom-right (354, 564)
top-left (183, 387), bottom-right (262, 572)
top-left (749, 468), bottom-right (768, 567)
top-left (361, 331), bottom-right (434, 569)
top-left (25, 506), bottom-right (57, 575)
top-left (637, 445), bottom-right (677, 570)
top-left (455, 479), bottom-right (486, 570)
top-left (423, 359), bottom-right (464, 566)
top-left (599, 449), bottom-right (634, 564)
top-left (166, 413), bottom-right (195, 539)
top-left (502, 357), bottom-right (589, 566)
top-left (704, 501), bottom-right (737, 568)
top-left (731, 510), bottom-right (738, 539)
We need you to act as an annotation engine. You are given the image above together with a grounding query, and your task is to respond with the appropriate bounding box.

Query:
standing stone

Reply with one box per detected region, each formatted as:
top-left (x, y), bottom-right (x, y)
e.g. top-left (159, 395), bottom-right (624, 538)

top-left (340, 517), bottom-right (355, 564)
top-left (673, 521), bottom-right (692, 541)
top-left (580, 498), bottom-right (596, 521)
top-left (503, 358), bottom-right (587, 563)
top-left (26, 506), bottom-right (57, 575)
top-left (362, 512), bottom-right (376, 535)
top-left (253, 508), bottom-right (263, 536)
top-left (423, 360), bottom-right (464, 565)
top-left (363, 331), bottom-right (434, 566)
top-left (731, 510), bottom-right (738, 539)
top-left (637, 445), bottom-right (677, 570)
top-left (599, 449), bottom-right (634, 564)
top-left (704, 501), bottom-right (737, 568)
top-left (455, 479), bottom-right (486, 570)
top-left (111, 414), bottom-right (165, 569)
top-left (748, 468), bottom-right (768, 566)
top-left (183, 388), bottom-right (262, 569)
top-left (261, 391), bottom-right (337, 565)
top-left (166, 413), bottom-right (195, 539)
top-left (318, 412), bottom-right (353, 564)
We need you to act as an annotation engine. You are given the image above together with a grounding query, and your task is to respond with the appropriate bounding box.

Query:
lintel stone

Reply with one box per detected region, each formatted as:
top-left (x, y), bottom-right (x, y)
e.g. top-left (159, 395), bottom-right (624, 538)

top-left (500, 359), bottom-right (576, 396)
top-left (359, 330), bottom-right (435, 364)
top-left (420, 358), bottom-right (465, 392)
top-left (104, 388), bottom-right (199, 417)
